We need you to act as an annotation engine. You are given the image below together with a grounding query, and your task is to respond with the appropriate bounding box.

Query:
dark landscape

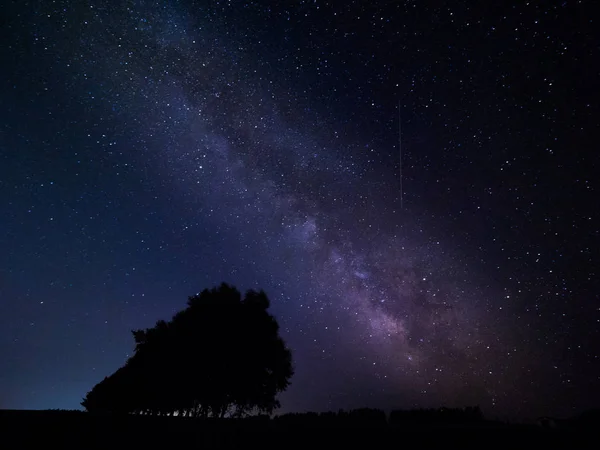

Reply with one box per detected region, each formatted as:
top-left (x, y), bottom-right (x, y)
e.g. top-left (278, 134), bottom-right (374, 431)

top-left (1, 407), bottom-right (597, 448)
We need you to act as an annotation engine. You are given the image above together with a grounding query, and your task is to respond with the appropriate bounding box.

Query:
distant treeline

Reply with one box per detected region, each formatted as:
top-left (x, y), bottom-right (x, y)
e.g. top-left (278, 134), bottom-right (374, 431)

top-left (274, 406), bottom-right (484, 427)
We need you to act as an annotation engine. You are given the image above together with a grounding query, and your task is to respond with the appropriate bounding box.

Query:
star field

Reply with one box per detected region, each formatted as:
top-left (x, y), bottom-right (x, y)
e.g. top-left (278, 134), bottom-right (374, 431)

top-left (1, 0), bottom-right (598, 419)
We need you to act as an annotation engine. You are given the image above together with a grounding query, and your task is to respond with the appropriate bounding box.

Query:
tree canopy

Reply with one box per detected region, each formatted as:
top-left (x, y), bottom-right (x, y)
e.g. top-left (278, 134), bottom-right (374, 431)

top-left (82, 283), bottom-right (293, 417)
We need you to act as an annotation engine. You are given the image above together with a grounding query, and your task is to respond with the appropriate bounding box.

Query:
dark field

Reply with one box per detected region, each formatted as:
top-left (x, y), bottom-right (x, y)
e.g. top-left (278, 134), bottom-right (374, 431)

top-left (0, 409), bottom-right (591, 449)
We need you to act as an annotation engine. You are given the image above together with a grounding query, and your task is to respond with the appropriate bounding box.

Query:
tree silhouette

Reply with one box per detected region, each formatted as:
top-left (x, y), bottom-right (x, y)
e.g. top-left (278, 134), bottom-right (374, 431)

top-left (82, 283), bottom-right (293, 417)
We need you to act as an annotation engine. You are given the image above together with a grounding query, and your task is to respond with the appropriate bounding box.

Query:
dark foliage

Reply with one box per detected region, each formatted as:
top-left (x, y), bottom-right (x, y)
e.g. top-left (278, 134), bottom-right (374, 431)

top-left (573, 408), bottom-right (600, 427)
top-left (389, 406), bottom-right (484, 426)
top-left (274, 408), bottom-right (387, 428)
top-left (82, 283), bottom-right (293, 417)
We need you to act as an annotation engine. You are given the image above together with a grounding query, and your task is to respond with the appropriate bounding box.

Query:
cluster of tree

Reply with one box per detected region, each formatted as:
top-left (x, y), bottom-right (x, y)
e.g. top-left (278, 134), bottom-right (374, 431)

top-left (43, 409), bottom-right (83, 413)
top-left (82, 283), bottom-right (293, 417)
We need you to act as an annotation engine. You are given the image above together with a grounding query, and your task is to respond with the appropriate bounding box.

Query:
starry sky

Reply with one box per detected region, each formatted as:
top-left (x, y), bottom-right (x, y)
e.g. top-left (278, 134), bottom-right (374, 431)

top-left (1, 0), bottom-right (598, 420)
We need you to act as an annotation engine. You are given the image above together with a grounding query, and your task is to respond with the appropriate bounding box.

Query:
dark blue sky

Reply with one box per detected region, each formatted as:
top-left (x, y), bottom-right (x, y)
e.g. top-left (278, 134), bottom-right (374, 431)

top-left (1, 0), bottom-right (597, 419)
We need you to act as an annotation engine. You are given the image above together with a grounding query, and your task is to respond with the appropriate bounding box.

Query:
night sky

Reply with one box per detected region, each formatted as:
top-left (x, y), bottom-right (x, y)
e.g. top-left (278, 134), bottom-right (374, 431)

top-left (1, 0), bottom-right (598, 420)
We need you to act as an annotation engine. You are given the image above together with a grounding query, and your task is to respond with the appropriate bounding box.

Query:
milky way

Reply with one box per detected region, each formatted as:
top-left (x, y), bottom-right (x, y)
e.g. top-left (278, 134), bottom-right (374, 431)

top-left (2, 1), bottom-right (597, 419)
top-left (108, 3), bottom-right (518, 412)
